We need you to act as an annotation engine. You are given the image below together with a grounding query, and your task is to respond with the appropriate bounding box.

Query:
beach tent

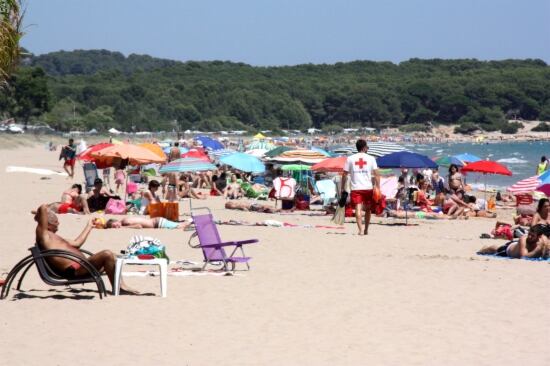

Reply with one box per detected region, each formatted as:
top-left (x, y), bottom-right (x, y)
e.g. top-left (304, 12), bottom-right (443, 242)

top-left (253, 133), bottom-right (266, 139)
top-left (108, 128), bottom-right (121, 135)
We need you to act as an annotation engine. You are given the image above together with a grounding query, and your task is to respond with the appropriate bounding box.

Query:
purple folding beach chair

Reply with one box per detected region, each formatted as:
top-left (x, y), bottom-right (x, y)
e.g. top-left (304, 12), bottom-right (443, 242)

top-left (188, 208), bottom-right (259, 271)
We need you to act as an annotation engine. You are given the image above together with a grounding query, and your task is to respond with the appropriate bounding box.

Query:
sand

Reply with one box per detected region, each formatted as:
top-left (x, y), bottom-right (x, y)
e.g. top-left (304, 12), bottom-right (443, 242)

top-left (0, 144), bottom-right (549, 366)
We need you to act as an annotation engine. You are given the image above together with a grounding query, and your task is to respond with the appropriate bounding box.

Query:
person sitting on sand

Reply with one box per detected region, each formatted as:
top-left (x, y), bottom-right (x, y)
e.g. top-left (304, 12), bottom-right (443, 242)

top-left (225, 200), bottom-right (280, 213)
top-left (178, 174), bottom-right (207, 200)
top-left (54, 184), bottom-right (91, 214)
top-left (477, 224), bottom-right (550, 259)
top-left (531, 198), bottom-right (550, 227)
top-left (465, 196), bottom-right (496, 218)
top-left (34, 204), bottom-right (138, 294)
top-left (140, 180), bottom-right (163, 214)
top-left (224, 174), bottom-right (244, 199)
top-left (415, 181), bottom-right (433, 212)
top-left (99, 217), bottom-right (191, 230)
top-left (210, 173), bottom-right (227, 196)
top-left (87, 178), bottom-right (120, 212)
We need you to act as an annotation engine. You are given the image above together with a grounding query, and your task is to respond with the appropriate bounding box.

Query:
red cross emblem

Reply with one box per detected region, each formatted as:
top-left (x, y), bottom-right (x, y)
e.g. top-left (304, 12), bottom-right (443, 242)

top-left (355, 158), bottom-right (367, 169)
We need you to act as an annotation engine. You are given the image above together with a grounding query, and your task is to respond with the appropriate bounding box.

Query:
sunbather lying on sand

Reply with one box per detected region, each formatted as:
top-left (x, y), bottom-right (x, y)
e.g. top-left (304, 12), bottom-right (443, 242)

top-left (477, 224), bottom-right (550, 259)
top-left (35, 184), bottom-right (91, 215)
top-left (99, 217), bottom-right (191, 230)
top-left (34, 204), bottom-right (138, 294)
top-left (225, 200), bottom-right (280, 213)
top-left (386, 209), bottom-right (466, 220)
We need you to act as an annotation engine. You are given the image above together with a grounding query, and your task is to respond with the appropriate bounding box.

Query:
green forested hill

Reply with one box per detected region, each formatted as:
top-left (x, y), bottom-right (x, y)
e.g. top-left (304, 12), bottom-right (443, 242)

top-left (3, 50), bottom-right (550, 134)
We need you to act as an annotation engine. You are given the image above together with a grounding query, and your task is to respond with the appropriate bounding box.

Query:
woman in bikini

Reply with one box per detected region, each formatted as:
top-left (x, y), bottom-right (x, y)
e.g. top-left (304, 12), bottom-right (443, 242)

top-left (140, 180), bottom-right (162, 214)
top-left (102, 217), bottom-right (190, 230)
top-left (178, 174), bottom-right (207, 200)
top-left (447, 164), bottom-right (464, 194)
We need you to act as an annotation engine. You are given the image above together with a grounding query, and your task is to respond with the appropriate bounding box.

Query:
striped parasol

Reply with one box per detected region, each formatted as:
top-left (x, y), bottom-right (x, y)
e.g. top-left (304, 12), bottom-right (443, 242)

top-left (366, 141), bottom-right (406, 157)
top-left (246, 140), bottom-right (275, 151)
top-left (332, 142), bottom-right (406, 157)
top-left (268, 150), bottom-right (327, 164)
top-left (159, 158), bottom-right (216, 173)
top-left (208, 148), bottom-right (236, 160)
top-left (507, 176), bottom-right (540, 194)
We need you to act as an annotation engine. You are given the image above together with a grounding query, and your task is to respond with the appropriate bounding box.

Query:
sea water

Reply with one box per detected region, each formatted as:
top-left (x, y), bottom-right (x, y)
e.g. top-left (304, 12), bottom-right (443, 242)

top-left (404, 141), bottom-right (549, 191)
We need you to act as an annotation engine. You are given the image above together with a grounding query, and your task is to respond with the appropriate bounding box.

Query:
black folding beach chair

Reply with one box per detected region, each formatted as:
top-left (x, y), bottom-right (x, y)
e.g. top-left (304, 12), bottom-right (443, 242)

top-left (0, 244), bottom-right (108, 300)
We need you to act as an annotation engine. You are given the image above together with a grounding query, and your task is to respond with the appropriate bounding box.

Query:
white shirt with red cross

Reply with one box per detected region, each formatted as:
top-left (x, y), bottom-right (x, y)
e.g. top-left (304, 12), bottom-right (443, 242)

top-left (343, 153), bottom-right (378, 190)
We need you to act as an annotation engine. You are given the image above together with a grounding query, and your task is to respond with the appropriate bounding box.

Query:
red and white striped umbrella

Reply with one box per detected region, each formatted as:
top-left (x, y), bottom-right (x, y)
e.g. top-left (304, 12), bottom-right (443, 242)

top-left (506, 176), bottom-right (540, 194)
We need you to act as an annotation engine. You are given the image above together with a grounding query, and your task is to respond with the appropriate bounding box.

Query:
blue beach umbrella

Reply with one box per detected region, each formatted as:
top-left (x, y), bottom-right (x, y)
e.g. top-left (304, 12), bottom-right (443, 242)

top-left (195, 136), bottom-right (224, 151)
top-left (377, 151), bottom-right (438, 169)
top-left (453, 153), bottom-right (481, 163)
top-left (159, 158), bottom-right (216, 173)
top-left (434, 156), bottom-right (465, 167)
top-left (220, 152), bottom-right (265, 173)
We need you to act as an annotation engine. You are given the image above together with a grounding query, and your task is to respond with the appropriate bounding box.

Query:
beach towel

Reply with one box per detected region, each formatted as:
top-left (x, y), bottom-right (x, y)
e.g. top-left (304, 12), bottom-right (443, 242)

top-left (6, 166), bottom-right (68, 176)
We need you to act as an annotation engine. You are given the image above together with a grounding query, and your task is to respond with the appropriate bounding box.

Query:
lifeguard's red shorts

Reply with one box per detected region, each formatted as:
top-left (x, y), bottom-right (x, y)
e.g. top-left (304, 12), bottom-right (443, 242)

top-left (350, 189), bottom-right (373, 206)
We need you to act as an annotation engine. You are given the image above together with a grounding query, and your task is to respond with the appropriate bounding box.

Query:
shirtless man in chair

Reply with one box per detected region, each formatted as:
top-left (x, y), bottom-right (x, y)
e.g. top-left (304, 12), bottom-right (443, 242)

top-left (35, 204), bottom-right (138, 295)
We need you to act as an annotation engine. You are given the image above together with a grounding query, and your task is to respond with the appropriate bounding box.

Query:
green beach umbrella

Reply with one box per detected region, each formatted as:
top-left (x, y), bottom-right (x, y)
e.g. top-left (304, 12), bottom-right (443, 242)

top-left (281, 164), bottom-right (311, 171)
top-left (265, 146), bottom-right (294, 158)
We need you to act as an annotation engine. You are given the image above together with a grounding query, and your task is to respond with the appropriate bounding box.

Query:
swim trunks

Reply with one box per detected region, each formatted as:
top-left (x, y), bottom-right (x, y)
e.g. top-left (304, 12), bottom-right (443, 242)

top-left (64, 158), bottom-right (76, 168)
top-left (495, 242), bottom-right (512, 257)
top-left (58, 202), bottom-right (79, 214)
top-left (157, 217), bottom-right (179, 229)
top-left (63, 262), bottom-right (82, 278)
top-left (350, 189), bottom-right (373, 206)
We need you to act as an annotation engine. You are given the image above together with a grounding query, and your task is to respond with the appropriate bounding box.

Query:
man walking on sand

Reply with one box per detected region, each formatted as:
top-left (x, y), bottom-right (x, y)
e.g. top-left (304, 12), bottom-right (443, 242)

top-left (60, 138), bottom-right (77, 178)
top-left (341, 139), bottom-right (380, 235)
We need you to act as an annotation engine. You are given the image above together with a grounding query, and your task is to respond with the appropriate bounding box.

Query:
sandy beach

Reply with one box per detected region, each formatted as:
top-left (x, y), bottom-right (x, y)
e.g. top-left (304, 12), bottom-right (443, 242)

top-left (1, 143), bottom-right (549, 366)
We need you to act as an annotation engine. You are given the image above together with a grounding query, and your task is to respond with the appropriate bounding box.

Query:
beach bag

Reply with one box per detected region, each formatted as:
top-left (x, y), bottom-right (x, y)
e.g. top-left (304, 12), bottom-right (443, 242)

top-left (127, 236), bottom-right (169, 261)
top-left (105, 198), bottom-right (127, 214)
top-left (164, 202), bottom-right (179, 221)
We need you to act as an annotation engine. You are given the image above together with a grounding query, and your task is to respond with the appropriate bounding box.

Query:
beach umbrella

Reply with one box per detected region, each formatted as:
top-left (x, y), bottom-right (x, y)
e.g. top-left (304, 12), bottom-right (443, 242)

top-left (461, 160), bottom-right (512, 176)
top-left (195, 136), bottom-right (224, 151)
top-left (253, 132), bottom-right (266, 139)
top-left (159, 158), bottom-right (216, 174)
top-left (181, 148), bottom-right (210, 161)
top-left (246, 140), bottom-right (274, 151)
top-left (245, 149), bottom-right (268, 158)
top-left (269, 150), bottom-right (327, 164)
top-left (507, 176), bottom-right (540, 194)
top-left (220, 152), bottom-right (265, 173)
top-left (138, 143), bottom-right (165, 159)
top-left (208, 148), bottom-right (236, 160)
top-left (453, 153), bottom-right (481, 163)
top-left (461, 160), bottom-right (512, 201)
top-left (366, 141), bottom-right (406, 157)
top-left (535, 171), bottom-right (550, 196)
top-left (311, 156), bottom-right (347, 173)
top-left (281, 164), bottom-right (311, 171)
top-left (434, 156), bottom-right (465, 167)
top-left (90, 144), bottom-right (166, 166)
top-left (310, 146), bottom-right (333, 157)
top-left (376, 151), bottom-right (438, 169)
top-left (77, 143), bottom-right (114, 168)
top-left (264, 146), bottom-right (294, 158)
top-left (332, 146), bottom-right (355, 155)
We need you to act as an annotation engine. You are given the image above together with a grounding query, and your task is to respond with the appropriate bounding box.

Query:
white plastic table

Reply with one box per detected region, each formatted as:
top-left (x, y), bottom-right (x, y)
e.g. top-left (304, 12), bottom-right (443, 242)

top-left (113, 256), bottom-right (167, 297)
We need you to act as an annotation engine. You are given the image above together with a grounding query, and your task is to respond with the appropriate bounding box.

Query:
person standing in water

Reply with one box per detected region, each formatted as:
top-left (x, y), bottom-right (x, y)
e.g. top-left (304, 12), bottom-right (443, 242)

top-left (536, 156), bottom-right (548, 176)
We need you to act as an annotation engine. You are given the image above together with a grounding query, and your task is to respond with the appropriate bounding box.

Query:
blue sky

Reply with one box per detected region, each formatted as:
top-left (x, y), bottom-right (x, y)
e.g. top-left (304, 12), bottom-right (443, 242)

top-left (21, 0), bottom-right (550, 65)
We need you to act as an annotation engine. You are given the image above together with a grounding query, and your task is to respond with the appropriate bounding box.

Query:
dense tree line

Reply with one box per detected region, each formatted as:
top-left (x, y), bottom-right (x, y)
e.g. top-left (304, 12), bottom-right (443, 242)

top-left (1, 50), bottom-right (549, 134)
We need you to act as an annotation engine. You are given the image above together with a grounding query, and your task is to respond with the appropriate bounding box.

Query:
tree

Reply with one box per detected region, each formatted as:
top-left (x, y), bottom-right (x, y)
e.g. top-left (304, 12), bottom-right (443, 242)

top-left (10, 67), bottom-right (50, 124)
top-left (0, 0), bottom-right (23, 85)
